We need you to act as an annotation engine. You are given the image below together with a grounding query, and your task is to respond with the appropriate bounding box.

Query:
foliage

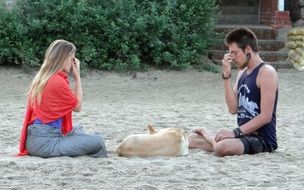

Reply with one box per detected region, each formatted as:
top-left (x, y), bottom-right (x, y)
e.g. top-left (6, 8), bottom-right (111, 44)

top-left (0, 0), bottom-right (219, 71)
top-left (0, 1), bottom-right (29, 65)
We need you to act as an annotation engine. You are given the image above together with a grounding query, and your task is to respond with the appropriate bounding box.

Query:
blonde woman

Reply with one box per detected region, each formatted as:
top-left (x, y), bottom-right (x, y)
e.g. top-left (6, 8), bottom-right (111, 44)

top-left (18, 39), bottom-right (107, 158)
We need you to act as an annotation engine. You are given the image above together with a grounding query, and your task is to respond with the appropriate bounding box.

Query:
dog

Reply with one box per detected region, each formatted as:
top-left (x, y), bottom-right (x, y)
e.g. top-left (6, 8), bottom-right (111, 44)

top-left (117, 125), bottom-right (189, 157)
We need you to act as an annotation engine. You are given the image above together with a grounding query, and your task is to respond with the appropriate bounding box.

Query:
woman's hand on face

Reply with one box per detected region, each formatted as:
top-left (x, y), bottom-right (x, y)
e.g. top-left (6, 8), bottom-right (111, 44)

top-left (72, 57), bottom-right (81, 80)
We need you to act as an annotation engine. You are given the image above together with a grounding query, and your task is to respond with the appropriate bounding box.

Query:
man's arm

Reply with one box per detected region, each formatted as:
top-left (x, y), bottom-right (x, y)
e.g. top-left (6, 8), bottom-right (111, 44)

top-left (240, 65), bottom-right (278, 134)
top-left (224, 71), bottom-right (243, 114)
top-left (222, 53), bottom-right (242, 114)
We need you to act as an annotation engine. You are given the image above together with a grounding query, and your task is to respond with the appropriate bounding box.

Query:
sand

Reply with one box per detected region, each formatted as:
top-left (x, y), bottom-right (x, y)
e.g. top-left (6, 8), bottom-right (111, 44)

top-left (0, 66), bottom-right (303, 190)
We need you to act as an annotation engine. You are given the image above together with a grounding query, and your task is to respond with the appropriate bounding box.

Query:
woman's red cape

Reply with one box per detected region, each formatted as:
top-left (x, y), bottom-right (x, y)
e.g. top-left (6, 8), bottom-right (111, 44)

top-left (18, 71), bottom-right (77, 156)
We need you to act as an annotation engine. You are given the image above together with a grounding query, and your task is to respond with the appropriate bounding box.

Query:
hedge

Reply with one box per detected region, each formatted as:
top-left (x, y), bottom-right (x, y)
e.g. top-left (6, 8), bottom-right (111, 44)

top-left (0, 0), bottom-right (219, 71)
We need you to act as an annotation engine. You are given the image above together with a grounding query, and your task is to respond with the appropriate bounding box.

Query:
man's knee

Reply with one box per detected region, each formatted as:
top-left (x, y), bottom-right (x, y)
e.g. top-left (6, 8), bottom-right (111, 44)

top-left (213, 141), bottom-right (235, 157)
top-left (214, 140), bottom-right (244, 157)
top-left (214, 142), bottom-right (228, 157)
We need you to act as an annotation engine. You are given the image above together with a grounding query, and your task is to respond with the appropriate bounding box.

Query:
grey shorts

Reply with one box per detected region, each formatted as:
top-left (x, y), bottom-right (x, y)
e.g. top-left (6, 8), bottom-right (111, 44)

top-left (240, 135), bottom-right (274, 154)
top-left (26, 124), bottom-right (108, 158)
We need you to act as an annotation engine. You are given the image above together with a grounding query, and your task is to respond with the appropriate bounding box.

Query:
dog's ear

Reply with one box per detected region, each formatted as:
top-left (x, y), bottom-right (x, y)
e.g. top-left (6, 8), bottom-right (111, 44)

top-left (147, 125), bottom-right (156, 134)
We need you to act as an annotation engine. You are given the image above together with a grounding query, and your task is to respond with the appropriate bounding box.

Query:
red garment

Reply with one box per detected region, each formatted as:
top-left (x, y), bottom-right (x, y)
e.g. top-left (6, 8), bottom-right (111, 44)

top-left (18, 71), bottom-right (78, 156)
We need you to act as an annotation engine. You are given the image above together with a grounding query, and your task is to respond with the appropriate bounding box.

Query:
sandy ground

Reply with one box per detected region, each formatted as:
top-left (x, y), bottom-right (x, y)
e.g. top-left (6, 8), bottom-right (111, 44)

top-left (0, 66), bottom-right (303, 190)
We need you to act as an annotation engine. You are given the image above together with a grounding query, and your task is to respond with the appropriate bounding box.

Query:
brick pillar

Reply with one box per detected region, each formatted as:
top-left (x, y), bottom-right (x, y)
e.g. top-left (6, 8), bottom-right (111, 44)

top-left (260, 0), bottom-right (278, 26)
top-left (273, 11), bottom-right (292, 29)
top-left (260, 0), bottom-right (291, 29)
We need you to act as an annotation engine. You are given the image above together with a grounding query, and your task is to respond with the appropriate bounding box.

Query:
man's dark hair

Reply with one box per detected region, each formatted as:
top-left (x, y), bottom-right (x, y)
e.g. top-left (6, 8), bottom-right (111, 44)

top-left (224, 27), bottom-right (259, 52)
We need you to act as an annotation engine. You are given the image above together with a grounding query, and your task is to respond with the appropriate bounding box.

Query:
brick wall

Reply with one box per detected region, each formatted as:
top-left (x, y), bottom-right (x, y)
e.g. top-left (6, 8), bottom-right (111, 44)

top-left (273, 11), bottom-right (292, 29)
top-left (260, 0), bottom-right (291, 29)
top-left (260, 0), bottom-right (278, 25)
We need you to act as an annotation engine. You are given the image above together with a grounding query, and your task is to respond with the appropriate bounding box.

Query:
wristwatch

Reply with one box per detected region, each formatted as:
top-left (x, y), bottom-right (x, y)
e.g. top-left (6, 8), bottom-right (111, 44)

top-left (233, 127), bottom-right (243, 138)
top-left (222, 72), bottom-right (231, 80)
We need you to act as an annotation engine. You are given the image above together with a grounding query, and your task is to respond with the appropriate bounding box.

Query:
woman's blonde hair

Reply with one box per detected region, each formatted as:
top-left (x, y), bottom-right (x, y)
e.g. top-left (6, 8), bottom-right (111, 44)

top-left (28, 39), bottom-right (76, 105)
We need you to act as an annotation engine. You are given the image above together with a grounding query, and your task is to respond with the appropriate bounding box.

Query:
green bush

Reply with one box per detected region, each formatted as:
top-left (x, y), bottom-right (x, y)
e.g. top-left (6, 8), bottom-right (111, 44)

top-left (0, 1), bottom-right (28, 65)
top-left (1, 0), bottom-right (219, 71)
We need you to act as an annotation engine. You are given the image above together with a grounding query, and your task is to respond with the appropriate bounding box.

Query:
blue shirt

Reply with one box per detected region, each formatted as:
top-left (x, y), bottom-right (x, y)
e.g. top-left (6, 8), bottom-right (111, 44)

top-left (33, 118), bottom-right (63, 128)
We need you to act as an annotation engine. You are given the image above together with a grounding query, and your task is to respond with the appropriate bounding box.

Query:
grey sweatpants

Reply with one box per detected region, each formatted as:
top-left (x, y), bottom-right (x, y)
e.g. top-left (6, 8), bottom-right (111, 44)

top-left (26, 124), bottom-right (107, 158)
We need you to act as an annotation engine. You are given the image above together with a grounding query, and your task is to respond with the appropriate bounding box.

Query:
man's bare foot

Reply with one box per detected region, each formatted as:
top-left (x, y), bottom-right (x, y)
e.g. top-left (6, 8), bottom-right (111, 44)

top-left (188, 128), bottom-right (215, 152)
top-left (193, 128), bottom-right (216, 147)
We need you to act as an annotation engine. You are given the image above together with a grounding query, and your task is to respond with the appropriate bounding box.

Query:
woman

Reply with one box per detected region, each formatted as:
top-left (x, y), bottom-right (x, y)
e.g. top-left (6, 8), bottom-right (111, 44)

top-left (18, 39), bottom-right (107, 158)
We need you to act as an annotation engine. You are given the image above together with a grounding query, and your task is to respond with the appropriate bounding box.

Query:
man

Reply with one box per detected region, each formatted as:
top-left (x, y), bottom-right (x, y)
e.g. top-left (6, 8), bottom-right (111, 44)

top-left (188, 27), bottom-right (278, 156)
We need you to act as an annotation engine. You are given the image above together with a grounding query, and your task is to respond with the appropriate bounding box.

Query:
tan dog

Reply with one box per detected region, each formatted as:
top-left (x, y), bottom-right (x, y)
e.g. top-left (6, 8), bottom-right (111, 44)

top-left (117, 125), bottom-right (189, 157)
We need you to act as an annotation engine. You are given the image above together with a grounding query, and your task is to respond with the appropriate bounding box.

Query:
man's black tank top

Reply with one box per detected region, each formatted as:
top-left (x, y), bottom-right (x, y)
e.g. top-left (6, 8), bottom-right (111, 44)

top-left (237, 63), bottom-right (278, 150)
